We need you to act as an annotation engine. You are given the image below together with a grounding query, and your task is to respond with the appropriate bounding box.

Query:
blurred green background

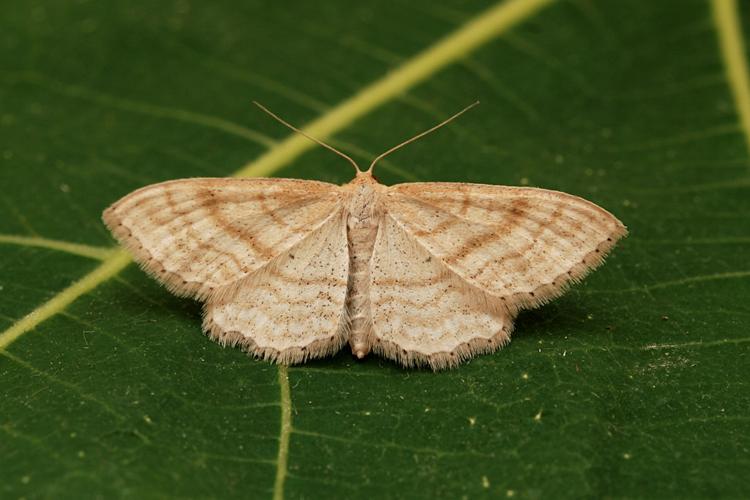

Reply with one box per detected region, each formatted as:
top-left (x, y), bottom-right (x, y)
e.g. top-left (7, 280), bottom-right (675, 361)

top-left (1, 0), bottom-right (749, 498)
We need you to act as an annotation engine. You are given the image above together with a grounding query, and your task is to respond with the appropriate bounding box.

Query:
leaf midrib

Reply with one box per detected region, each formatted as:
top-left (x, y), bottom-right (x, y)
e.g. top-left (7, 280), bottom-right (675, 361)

top-left (712, 0), bottom-right (750, 154)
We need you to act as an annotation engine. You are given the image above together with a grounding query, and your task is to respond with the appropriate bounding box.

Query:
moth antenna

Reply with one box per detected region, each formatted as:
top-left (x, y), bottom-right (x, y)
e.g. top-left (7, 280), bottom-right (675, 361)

top-left (367, 101), bottom-right (480, 173)
top-left (253, 101), bottom-right (361, 173)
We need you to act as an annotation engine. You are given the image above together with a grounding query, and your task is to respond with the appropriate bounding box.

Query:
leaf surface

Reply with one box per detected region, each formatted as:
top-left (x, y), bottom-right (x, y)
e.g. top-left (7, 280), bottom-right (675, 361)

top-left (1, 0), bottom-right (749, 498)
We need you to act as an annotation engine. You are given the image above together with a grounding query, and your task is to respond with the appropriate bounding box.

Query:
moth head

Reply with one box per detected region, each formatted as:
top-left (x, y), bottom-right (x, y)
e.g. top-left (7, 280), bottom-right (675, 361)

top-left (349, 169), bottom-right (379, 185)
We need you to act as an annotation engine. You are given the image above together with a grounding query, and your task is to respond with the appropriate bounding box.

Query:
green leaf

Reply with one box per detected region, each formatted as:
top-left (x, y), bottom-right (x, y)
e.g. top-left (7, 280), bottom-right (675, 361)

top-left (2, 0), bottom-right (749, 498)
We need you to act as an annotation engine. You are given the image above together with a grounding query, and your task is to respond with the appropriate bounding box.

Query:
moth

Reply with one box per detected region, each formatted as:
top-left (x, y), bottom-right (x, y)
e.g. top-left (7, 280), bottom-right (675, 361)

top-left (103, 103), bottom-right (626, 369)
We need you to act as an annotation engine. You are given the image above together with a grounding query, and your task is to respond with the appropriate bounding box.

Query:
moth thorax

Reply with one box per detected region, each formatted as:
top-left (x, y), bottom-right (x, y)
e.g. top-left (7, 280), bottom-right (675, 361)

top-left (347, 185), bottom-right (378, 224)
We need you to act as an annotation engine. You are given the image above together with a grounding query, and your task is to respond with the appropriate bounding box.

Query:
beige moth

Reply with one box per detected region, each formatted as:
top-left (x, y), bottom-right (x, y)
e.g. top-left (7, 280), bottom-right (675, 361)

top-left (103, 103), bottom-right (626, 369)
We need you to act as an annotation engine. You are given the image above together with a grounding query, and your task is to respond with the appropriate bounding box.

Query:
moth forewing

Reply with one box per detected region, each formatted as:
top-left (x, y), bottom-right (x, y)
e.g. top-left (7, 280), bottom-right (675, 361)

top-left (102, 177), bottom-right (343, 300)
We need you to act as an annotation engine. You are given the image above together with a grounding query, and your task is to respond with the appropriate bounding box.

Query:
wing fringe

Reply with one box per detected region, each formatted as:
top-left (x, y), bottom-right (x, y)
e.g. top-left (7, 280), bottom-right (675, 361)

top-left (372, 322), bottom-right (514, 370)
